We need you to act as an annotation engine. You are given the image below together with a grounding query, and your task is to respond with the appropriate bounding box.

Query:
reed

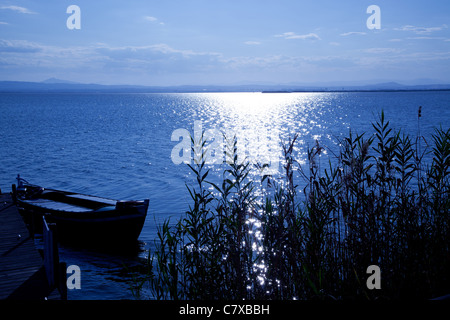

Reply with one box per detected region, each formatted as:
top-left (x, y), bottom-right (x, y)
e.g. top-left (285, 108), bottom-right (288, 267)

top-left (141, 110), bottom-right (449, 300)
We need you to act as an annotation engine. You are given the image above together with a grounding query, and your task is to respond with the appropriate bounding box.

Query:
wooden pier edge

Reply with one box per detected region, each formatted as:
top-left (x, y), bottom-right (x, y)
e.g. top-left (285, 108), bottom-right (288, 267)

top-left (0, 190), bottom-right (66, 300)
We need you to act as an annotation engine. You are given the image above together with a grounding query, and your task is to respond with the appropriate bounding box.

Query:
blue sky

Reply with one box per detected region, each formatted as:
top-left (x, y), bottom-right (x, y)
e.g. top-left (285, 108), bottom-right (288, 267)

top-left (0, 0), bottom-right (449, 85)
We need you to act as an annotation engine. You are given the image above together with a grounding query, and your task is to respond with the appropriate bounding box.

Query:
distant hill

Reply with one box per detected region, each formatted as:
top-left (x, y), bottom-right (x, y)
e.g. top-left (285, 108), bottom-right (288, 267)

top-left (41, 78), bottom-right (81, 84)
top-left (363, 82), bottom-right (405, 89)
top-left (0, 81), bottom-right (152, 93)
top-left (0, 80), bottom-right (449, 93)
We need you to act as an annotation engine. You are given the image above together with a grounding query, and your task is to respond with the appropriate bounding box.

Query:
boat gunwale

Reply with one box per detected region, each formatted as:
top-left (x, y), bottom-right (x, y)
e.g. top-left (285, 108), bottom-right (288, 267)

top-left (16, 185), bottom-right (149, 213)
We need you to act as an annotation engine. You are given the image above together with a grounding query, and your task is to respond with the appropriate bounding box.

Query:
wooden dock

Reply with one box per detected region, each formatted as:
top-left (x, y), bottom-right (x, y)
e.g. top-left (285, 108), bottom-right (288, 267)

top-left (0, 191), bottom-right (61, 300)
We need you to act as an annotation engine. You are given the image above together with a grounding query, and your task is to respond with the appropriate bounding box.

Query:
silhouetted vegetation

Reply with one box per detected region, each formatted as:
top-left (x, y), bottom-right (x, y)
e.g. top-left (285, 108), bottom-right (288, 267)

top-left (138, 110), bottom-right (449, 300)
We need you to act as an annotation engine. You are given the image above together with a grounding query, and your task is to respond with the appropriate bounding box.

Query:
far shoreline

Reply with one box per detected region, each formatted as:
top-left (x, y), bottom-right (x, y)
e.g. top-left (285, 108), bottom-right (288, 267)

top-left (1, 80), bottom-right (450, 94)
top-left (1, 89), bottom-right (450, 94)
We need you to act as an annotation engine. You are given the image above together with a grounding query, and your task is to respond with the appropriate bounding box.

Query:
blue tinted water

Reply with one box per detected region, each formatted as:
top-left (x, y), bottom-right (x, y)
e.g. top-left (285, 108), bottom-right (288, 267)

top-left (0, 91), bottom-right (449, 299)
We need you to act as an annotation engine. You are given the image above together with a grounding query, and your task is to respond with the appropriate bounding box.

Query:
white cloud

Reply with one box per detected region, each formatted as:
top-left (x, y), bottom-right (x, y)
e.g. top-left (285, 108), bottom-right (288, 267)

top-left (244, 41), bottom-right (261, 45)
top-left (395, 24), bottom-right (448, 34)
top-left (363, 48), bottom-right (404, 54)
top-left (0, 39), bottom-right (42, 53)
top-left (144, 16), bottom-right (164, 25)
top-left (407, 36), bottom-right (448, 41)
top-left (1, 35), bottom-right (449, 85)
top-left (0, 5), bottom-right (36, 14)
top-left (340, 32), bottom-right (367, 36)
top-left (275, 32), bottom-right (321, 40)
top-left (92, 43), bottom-right (225, 74)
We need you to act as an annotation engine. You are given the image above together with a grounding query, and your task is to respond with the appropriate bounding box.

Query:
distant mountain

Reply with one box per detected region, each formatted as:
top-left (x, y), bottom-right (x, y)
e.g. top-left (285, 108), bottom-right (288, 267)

top-left (363, 82), bottom-right (405, 89)
top-left (0, 81), bottom-right (152, 93)
top-left (41, 78), bottom-right (81, 84)
top-left (357, 82), bottom-right (450, 91)
top-left (0, 80), bottom-right (449, 93)
top-left (398, 78), bottom-right (449, 86)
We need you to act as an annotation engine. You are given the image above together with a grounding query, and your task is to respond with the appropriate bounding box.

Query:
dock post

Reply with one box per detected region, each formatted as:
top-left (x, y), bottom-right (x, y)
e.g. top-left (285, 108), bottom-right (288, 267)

top-left (42, 215), bottom-right (68, 300)
top-left (11, 185), bottom-right (16, 203)
top-left (43, 216), bottom-right (58, 288)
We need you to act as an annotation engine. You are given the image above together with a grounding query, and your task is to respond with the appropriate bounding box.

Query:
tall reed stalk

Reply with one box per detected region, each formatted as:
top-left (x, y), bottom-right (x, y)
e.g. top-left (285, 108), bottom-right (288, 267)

top-left (140, 111), bottom-right (449, 300)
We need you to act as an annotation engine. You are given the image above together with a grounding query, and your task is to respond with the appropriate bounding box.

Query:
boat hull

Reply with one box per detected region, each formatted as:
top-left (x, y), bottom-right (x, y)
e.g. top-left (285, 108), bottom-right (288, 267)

top-left (13, 180), bottom-right (149, 248)
top-left (45, 212), bottom-right (146, 247)
top-left (18, 203), bottom-right (148, 247)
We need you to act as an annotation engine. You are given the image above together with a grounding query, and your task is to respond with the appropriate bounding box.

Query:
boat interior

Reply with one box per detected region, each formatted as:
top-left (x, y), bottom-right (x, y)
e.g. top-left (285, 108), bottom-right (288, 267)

top-left (37, 190), bottom-right (117, 210)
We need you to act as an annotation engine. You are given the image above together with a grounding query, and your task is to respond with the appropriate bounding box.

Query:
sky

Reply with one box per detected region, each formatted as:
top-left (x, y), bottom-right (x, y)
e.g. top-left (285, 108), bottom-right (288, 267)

top-left (0, 0), bottom-right (450, 86)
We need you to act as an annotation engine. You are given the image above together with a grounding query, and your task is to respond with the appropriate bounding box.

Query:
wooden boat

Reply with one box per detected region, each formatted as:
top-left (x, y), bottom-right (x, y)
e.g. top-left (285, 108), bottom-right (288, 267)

top-left (12, 175), bottom-right (149, 247)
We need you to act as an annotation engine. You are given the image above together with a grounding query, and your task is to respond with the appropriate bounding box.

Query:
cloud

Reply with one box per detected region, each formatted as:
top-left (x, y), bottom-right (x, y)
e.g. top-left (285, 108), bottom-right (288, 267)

top-left (94, 43), bottom-right (224, 74)
top-left (395, 24), bottom-right (448, 34)
top-left (144, 16), bottom-right (164, 25)
top-left (97, 43), bottom-right (213, 59)
top-left (1, 35), bottom-right (449, 85)
top-left (406, 36), bottom-right (450, 41)
top-left (0, 39), bottom-right (42, 53)
top-left (275, 32), bottom-right (321, 40)
top-left (0, 39), bottom-right (114, 71)
top-left (0, 5), bottom-right (36, 14)
top-left (340, 32), bottom-right (367, 36)
top-left (362, 48), bottom-right (404, 54)
top-left (244, 41), bottom-right (261, 45)
top-left (0, 40), bottom-right (224, 72)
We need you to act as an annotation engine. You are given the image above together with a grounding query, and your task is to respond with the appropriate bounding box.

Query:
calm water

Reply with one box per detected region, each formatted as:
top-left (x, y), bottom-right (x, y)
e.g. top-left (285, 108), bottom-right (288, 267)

top-left (0, 91), bottom-right (449, 299)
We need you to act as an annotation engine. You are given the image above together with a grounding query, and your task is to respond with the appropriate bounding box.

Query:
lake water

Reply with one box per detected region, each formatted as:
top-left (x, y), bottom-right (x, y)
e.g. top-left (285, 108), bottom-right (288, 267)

top-left (0, 91), bottom-right (449, 299)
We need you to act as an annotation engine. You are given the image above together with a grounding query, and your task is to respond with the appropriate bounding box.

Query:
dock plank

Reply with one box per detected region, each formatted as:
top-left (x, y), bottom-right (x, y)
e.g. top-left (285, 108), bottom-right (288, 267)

top-left (0, 192), bottom-right (60, 300)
